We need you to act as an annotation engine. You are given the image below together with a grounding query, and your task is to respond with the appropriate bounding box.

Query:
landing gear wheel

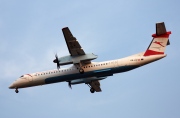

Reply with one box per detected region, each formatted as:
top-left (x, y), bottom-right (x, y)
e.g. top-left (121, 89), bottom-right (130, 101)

top-left (15, 89), bottom-right (19, 93)
top-left (79, 68), bottom-right (84, 74)
top-left (90, 88), bottom-right (95, 93)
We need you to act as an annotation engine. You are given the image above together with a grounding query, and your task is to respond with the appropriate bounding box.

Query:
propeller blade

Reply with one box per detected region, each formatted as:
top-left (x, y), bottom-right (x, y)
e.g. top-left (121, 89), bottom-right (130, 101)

top-left (68, 81), bottom-right (72, 89)
top-left (53, 53), bottom-right (60, 70)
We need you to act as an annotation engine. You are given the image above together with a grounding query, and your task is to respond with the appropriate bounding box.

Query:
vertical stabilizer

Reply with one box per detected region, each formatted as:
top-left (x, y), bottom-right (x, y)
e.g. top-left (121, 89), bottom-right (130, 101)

top-left (144, 22), bottom-right (171, 56)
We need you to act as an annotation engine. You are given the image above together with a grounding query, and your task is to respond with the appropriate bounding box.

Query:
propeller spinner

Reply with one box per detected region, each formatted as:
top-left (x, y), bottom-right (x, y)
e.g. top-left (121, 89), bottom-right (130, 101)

top-left (53, 54), bottom-right (60, 69)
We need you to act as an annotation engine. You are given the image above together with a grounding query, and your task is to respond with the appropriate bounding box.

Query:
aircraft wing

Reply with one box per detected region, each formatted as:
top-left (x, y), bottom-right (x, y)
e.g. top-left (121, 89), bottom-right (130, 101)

top-left (62, 27), bottom-right (85, 56)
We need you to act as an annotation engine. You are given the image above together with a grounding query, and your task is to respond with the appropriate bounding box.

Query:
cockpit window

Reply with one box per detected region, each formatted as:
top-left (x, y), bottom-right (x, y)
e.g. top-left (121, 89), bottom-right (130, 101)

top-left (20, 75), bottom-right (24, 78)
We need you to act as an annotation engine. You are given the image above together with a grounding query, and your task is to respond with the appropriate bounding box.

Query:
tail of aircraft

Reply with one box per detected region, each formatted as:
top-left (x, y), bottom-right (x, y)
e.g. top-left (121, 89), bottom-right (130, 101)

top-left (143, 22), bottom-right (171, 56)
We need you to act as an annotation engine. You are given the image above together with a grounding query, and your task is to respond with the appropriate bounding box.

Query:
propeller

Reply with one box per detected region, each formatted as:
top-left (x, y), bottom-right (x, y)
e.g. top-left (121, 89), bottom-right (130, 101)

top-left (68, 81), bottom-right (72, 89)
top-left (53, 53), bottom-right (60, 70)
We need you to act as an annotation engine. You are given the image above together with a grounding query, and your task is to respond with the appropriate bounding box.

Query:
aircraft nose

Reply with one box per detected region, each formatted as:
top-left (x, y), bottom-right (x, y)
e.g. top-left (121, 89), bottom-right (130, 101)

top-left (9, 83), bottom-right (15, 89)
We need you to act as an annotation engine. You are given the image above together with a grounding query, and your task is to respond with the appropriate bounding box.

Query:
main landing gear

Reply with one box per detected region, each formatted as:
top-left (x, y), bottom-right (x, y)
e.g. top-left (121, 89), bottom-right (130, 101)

top-left (78, 62), bottom-right (84, 74)
top-left (87, 83), bottom-right (95, 93)
top-left (15, 88), bottom-right (19, 93)
top-left (90, 88), bottom-right (95, 93)
top-left (79, 68), bottom-right (84, 74)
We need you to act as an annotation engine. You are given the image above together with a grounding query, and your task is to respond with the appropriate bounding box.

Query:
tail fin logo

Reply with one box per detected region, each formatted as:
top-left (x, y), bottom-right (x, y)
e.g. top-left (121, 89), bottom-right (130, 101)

top-left (153, 41), bottom-right (165, 47)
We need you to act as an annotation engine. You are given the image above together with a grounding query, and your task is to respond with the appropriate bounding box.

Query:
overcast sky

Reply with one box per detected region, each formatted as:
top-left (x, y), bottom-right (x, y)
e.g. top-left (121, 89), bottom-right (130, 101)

top-left (1, 0), bottom-right (180, 118)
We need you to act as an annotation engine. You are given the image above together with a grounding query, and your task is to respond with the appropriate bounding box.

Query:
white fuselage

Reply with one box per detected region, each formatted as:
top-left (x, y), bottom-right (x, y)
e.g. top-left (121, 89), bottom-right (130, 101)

top-left (9, 52), bottom-right (166, 89)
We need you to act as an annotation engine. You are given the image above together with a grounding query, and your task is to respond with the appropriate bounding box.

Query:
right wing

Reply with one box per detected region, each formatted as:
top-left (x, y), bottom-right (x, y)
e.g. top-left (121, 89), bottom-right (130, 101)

top-left (70, 77), bottom-right (107, 92)
top-left (62, 27), bottom-right (85, 56)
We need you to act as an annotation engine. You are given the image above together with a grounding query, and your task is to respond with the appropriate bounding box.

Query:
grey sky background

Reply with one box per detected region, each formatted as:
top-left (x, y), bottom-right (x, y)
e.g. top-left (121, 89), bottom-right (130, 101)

top-left (0, 0), bottom-right (180, 118)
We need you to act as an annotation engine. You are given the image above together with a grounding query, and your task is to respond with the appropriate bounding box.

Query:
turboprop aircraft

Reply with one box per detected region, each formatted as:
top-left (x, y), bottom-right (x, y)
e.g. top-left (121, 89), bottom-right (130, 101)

top-left (9, 22), bottom-right (171, 93)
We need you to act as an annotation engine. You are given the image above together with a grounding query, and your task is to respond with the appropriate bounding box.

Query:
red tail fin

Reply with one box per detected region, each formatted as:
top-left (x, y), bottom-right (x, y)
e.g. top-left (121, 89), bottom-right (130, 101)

top-left (144, 22), bottom-right (171, 56)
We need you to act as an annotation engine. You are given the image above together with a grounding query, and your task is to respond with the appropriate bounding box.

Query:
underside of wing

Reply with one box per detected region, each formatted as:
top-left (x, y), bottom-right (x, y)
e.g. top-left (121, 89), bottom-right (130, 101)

top-left (70, 77), bottom-right (107, 93)
top-left (62, 27), bottom-right (85, 56)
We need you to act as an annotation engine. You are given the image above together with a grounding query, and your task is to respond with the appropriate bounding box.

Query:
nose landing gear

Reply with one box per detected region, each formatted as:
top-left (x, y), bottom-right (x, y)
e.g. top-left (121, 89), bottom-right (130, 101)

top-left (15, 88), bottom-right (19, 93)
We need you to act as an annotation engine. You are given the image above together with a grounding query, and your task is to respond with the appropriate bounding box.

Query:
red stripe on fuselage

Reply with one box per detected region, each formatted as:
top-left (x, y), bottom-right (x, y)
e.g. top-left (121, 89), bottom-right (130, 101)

top-left (26, 74), bottom-right (33, 77)
top-left (144, 50), bottom-right (164, 56)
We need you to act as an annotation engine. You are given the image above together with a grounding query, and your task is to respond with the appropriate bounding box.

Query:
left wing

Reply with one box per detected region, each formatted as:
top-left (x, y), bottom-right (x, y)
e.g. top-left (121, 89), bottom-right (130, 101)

top-left (54, 27), bottom-right (97, 69)
top-left (62, 27), bottom-right (85, 56)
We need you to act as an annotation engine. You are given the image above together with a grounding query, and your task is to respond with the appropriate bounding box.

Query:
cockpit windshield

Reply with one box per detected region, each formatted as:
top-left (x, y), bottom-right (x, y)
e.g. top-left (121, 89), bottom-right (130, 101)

top-left (20, 75), bottom-right (24, 78)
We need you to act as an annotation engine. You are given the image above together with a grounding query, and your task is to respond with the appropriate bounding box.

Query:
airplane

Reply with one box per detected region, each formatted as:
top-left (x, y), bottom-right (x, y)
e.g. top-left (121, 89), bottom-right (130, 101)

top-left (9, 22), bottom-right (171, 93)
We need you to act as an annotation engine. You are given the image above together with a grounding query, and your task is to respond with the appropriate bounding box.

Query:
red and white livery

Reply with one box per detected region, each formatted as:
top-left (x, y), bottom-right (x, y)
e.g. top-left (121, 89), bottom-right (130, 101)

top-left (9, 22), bottom-right (171, 93)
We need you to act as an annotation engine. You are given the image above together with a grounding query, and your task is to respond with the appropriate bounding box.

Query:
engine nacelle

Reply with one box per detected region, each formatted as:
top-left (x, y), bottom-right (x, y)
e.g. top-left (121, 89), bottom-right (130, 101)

top-left (58, 53), bottom-right (97, 65)
top-left (70, 77), bottom-right (106, 85)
